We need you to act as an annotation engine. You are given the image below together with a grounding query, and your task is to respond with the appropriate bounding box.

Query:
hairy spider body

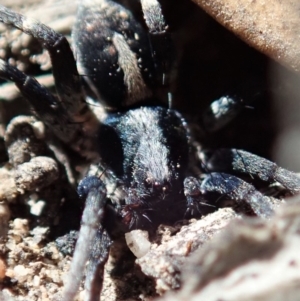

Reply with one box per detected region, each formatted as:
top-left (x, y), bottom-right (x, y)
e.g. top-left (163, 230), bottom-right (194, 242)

top-left (0, 1), bottom-right (300, 301)
top-left (99, 106), bottom-right (190, 227)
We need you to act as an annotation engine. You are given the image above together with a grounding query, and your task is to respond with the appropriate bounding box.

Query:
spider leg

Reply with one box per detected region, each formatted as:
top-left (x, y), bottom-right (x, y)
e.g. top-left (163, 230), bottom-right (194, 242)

top-left (0, 6), bottom-right (99, 156)
top-left (62, 176), bottom-right (112, 301)
top-left (203, 149), bottom-right (300, 194)
top-left (0, 59), bottom-right (76, 142)
top-left (141, 0), bottom-right (167, 34)
top-left (184, 173), bottom-right (274, 218)
top-left (84, 227), bottom-right (112, 301)
top-left (0, 5), bottom-right (87, 121)
top-left (140, 0), bottom-right (174, 85)
top-left (0, 59), bottom-right (97, 156)
top-left (184, 176), bottom-right (211, 217)
top-left (201, 96), bottom-right (244, 132)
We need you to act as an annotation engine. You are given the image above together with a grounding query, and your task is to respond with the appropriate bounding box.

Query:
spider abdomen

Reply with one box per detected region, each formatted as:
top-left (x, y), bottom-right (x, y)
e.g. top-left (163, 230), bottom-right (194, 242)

top-left (73, 0), bottom-right (156, 108)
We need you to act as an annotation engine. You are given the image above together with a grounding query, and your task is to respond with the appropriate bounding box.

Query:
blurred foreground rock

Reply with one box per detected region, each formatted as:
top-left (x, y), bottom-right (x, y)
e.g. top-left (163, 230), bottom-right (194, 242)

top-left (157, 198), bottom-right (300, 301)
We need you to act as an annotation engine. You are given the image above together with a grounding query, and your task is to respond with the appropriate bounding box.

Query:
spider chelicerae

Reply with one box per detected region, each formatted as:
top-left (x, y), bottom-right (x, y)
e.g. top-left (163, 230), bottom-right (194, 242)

top-left (0, 1), bottom-right (300, 301)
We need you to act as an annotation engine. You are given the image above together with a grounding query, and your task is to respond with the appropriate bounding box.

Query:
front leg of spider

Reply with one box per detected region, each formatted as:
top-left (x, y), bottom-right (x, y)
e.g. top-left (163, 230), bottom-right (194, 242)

top-left (184, 173), bottom-right (274, 219)
top-left (0, 5), bottom-right (111, 301)
top-left (187, 148), bottom-right (300, 219)
top-left (62, 176), bottom-right (112, 301)
top-left (204, 149), bottom-right (300, 193)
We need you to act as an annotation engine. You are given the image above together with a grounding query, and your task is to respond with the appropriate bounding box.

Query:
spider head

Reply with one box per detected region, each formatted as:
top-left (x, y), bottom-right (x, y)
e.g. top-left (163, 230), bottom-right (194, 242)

top-left (121, 166), bottom-right (185, 229)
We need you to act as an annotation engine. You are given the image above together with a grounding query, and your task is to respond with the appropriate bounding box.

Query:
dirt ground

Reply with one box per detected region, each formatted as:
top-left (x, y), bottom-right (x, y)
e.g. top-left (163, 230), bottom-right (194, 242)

top-left (1, 1), bottom-right (300, 301)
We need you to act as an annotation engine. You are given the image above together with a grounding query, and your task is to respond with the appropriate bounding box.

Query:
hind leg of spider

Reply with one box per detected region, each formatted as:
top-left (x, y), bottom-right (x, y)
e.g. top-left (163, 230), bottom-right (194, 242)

top-left (140, 0), bottom-right (174, 87)
top-left (0, 6), bottom-right (99, 150)
top-left (62, 176), bottom-right (112, 301)
top-left (0, 5), bottom-right (85, 116)
top-left (0, 61), bottom-right (98, 158)
top-left (0, 59), bottom-right (80, 141)
top-left (0, 59), bottom-right (99, 157)
top-left (184, 173), bottom-right (275, 219)
top-left (202, 149), bottom-right (300, 194)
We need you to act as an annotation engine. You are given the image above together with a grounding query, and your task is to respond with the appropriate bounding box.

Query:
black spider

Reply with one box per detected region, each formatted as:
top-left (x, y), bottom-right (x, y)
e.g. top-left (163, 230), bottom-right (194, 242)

top-left (0, 1), bottom-right (300, 301)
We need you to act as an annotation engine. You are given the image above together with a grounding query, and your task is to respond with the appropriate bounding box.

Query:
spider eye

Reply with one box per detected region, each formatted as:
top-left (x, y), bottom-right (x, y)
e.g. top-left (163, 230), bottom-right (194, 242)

top-left (162, 184), bottom-right (170, 193)
top-left (145, 179), bottom-right (170, 194)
